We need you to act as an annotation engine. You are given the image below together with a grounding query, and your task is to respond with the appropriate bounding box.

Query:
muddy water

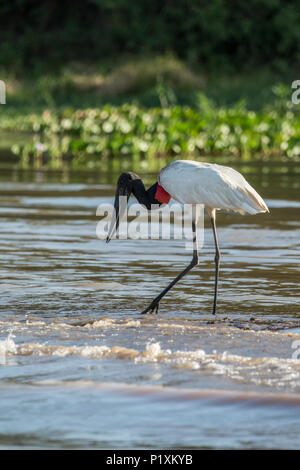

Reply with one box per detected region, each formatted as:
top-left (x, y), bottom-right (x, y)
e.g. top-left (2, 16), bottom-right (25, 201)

top-left (0, 163), bottom-right (299, 449)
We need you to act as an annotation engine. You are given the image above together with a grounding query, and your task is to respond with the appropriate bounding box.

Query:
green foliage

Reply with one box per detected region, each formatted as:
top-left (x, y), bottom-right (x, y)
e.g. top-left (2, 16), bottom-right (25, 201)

top-left (1, 1), bottom-right (299, 71)
top-left (5, 96), bottom-right (300, 170)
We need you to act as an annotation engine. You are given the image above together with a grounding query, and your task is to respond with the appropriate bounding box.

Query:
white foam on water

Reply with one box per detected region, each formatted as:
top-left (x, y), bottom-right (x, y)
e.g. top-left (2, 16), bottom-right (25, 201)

top-left (2, 331), bottom-right (300, 390)
top-left (83, 318), bottom-right (116, 329)
top-left (124, 320), bottom-right (141, 328)
top-left (0, 333), bottom-right (18, 364)
top-left (82, 318), bottom-right (141, 329)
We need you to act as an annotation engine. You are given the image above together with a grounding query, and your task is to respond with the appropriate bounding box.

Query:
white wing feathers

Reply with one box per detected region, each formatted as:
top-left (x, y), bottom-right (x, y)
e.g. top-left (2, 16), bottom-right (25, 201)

top-left (159, 160), bottom-right (269, 215)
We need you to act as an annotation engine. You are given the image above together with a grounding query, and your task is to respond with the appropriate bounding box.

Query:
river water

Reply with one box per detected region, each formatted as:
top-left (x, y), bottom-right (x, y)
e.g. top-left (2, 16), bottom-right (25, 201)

top-left (0, 163), bottom-right (299, 449)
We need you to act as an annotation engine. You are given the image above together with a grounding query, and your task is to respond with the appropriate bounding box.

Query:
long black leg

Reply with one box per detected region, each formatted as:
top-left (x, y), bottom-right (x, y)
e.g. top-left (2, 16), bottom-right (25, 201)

top-left (141, 206), bottom-right (199, 314)
top-left (210, 211), bottom-right (220, 315)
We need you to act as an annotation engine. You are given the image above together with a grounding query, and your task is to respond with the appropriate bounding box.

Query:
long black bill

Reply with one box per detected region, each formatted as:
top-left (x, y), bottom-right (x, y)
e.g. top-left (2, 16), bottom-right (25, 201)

top-left (106, 173), bottom-right (134, 243)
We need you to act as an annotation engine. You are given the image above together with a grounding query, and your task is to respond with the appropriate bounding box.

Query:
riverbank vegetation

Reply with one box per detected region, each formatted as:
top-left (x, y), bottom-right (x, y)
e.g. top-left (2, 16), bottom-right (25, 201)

top-left (1, 0), bottom-right (299, 169)
top-left (0, 58), bottom-right (299, 170)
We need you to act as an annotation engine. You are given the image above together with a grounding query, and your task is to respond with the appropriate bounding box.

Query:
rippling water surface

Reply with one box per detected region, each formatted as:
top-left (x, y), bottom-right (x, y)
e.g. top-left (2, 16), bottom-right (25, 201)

top-left (0, 163), bottom-right (299, 449)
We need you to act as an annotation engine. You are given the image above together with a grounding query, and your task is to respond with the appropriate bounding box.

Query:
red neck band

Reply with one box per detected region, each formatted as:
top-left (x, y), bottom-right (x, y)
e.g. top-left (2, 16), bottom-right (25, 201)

top-left (155, 184), bottom-right (171, 204)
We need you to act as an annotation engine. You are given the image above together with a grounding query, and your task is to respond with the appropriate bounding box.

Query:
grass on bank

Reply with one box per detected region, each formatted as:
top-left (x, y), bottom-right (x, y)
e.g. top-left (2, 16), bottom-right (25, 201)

top-left (1, 56), bottom-right (296, 110)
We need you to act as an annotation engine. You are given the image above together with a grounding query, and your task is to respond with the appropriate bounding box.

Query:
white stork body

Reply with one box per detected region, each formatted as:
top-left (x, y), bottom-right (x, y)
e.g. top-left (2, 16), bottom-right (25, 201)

top-left (107, 159), bottom-right (269, 315)
top-left (158, 160), bottom-right (269, 215)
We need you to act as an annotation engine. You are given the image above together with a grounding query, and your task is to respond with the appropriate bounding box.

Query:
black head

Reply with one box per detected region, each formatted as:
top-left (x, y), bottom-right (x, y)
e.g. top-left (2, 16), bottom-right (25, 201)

top-left (106, 172), bottom-right (164, 242)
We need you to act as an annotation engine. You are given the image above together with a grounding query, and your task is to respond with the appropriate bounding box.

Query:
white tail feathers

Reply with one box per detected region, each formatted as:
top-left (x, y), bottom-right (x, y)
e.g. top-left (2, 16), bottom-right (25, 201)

top-left (243, 186), bottom-right (269, 214)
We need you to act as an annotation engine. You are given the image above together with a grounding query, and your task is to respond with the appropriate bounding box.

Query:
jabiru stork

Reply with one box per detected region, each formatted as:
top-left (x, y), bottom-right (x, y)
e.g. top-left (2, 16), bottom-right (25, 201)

top-left (106, 160), bottom-right (269, 315)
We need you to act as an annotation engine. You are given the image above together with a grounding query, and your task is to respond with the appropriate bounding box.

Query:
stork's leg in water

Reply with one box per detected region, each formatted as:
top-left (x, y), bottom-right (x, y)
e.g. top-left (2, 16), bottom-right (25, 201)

top-left (141, 206), bottom-right (199, 314)
top-left (210, 210), bottom-right (221, 315)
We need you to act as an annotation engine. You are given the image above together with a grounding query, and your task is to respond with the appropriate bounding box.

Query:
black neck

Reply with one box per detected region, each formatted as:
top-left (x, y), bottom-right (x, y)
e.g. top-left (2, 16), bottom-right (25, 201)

top-left (131, 179), bottom-right (161, 210)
